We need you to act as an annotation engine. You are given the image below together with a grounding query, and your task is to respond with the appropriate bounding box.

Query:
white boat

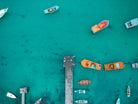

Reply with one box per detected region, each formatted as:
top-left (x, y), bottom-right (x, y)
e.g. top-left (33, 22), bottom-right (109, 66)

top-left (6, 92), bottom-right (17, 99)
top-left (132, 63), bottom-right (138, 68)
top-left (125, 18), bottom-right (138, 28)
top-left (44, 6), bottom-right (59, 14)
top-left (0, 8), bottom-right (8, 19)
top-left (74, 89), bottom-right (86, 94)
top-left (75, 100), bottom-right (88, 104)
top-left (127, 86), bottom-right (130, 97)
top-left (35, 98), bottom-right (42, 104)
top-left (116, 98), bottom-right (120, 104)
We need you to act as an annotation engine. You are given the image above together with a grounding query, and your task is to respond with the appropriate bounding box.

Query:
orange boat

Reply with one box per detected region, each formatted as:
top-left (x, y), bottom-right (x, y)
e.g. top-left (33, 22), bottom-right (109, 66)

top-left (81, 59), bottom-right (102, 70)
top-left (104, 62), bottom-right (125, 70)
top-left (78, 80), bottom-right (91, 85)
top-left (91, 20), bottom-right (109, 33)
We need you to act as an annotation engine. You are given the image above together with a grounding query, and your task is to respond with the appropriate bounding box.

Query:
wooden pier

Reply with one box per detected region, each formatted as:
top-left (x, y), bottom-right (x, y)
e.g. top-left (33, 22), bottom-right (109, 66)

top-left (20, 87), bottom-right (28, 104)
top-left (63, 56), bottom-right (75, 104)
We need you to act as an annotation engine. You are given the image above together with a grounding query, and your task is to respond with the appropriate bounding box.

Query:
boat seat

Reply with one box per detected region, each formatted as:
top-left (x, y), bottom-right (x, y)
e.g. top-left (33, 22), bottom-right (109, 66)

top-left (92, 25), bottom-right (100, 33)
top-left (116, 63), bottom-right (120, 68)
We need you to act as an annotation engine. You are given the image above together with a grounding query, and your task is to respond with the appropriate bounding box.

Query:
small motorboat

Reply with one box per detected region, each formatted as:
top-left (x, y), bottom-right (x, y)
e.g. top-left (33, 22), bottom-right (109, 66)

top-left (132, 63), bottom-right (138, 68)
top-left (35, 98), bottom-right (42, 104)
top-left (44, 6), bottom-right (59, 14)
top-left (127, 86), bottom-right (130, 97)
top-left (81, 59), bottom-right (102, 70)
top-left (116, 98), bottom-right (120, 104)
top-left (104, 62), bottom-right (125, 71)
top-left (91, 20), bottom-right (109, 33)
top-left (75, 100), bottom-right (88, 104)
top-left (125, 18), bottom-right (138, 28)
top-left (0, 8), bottom-right (8, 19)
top-left (78, 80), bottom-right (91, 85)
top-left (74, 89), bottom-right (86, 94)
top-left (6, 92), bottom-right (17, 99)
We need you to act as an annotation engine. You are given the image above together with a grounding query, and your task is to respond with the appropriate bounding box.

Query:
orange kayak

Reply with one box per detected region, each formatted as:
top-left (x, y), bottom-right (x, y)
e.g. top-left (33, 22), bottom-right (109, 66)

top-left (78, 80), bottom-right (91, 85)
top-left (91, 20), bottom-right (109, 33)
top-left (81, 59), bottom-right (102, 70)
top-left (104, 62), bottom-right (125, 70)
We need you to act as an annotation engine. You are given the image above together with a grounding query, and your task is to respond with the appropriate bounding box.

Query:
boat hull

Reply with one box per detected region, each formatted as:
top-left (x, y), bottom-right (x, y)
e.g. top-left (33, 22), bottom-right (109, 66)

top-left (75, 100), bottom-right (88, 104)
top-left (78, 80), bottom-right (91, 85)
top-left (91, 20), bottom-right (109, 33)
top-left (35, 98), bottom-right (42, 104)
top-left (74, 90), bottom-right (86, 94)
top-left (44, 6), bottom-right (59, 14)
top-left (127, 86), bottom-right (130, 97)
top-left (0, 8), bottom-right (8, 19)
top-left (81, 59), bottom-right (102, 70)
top-left (125, 18), bottom-right (138, 28)
top-left (116, 98), bottom-right (120, 104)
top-left (6, 92), bottom-right (17, 99)
top-left (104, 62), bottom-right (125, 70)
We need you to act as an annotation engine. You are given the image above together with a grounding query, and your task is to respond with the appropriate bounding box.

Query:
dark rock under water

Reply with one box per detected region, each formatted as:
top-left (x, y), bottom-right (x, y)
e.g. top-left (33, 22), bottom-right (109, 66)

top-left (20, 14), bottom-right (26, 18)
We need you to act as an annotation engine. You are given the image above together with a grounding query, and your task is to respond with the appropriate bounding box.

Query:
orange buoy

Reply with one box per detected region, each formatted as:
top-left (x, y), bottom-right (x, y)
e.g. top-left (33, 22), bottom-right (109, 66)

top-left (78, 80), bottom-right (91, 85)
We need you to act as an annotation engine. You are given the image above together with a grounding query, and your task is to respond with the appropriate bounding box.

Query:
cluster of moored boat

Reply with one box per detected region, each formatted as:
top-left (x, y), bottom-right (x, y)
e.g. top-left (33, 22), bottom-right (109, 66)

top-left (1, 7), bottom-right (138, 31)
top-left (74, 59), bottom-right (136, 104)
top-left (74, 89), bottom-right (88, 104)
top-left (76, 81), bottom-right (130, 104)
top-left (81, 59), bottom-right (125, 71)
top-left (6, 90), bottom-right (42, 104)
top-left (116, 85), bottom-right (130, 104)
top-left (1, 5), bottom-right (137, 104)
top-left (115, 86), bottom-right (131, 104)
top-left (74, 85), bottom-right (130, 104)
top-left (0, 6), bottom-right (59, 20)
top-left (91, 18), bottom-right (138, 33)
top-left (81, 59), bottom-right (138, 71)
top-left (43, 6), bottom-right (138, 32)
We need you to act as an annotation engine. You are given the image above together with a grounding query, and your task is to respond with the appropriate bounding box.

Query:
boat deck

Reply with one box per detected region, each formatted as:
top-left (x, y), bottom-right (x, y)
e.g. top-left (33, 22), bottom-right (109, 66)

top-left (63, 56), bottom-right (75, 104)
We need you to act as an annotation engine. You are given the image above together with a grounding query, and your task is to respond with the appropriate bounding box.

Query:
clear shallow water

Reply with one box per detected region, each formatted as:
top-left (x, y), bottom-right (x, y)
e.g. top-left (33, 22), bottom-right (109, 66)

top-left (0, 0), bottom-right (138, 104)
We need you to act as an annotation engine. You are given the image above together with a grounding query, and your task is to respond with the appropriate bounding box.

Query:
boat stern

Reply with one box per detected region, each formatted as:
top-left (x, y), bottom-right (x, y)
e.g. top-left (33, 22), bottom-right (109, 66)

top-left (125, 22), bottom-right (130, 28)
top-left (91, 25), bottom-right (99, 33)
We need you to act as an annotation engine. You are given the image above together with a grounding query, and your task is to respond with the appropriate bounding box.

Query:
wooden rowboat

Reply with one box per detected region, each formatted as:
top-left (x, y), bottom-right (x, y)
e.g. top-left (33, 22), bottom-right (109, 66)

top-left (78, 80), bottom-right (91, 85)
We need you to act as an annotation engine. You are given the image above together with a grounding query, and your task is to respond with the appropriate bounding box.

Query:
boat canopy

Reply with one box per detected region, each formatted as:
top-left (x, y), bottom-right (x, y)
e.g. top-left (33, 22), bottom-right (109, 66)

top-left (131, 18), bottom-right (138, 26)
top-left (116, 63), bottom-right (120, 68)
top-left (90, 65), bottom-right (96, 68)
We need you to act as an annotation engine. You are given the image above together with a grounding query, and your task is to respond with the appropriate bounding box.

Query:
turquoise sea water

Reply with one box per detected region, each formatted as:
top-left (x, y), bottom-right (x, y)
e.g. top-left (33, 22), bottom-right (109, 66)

top-left (0, 0), bottom-right (138, 104)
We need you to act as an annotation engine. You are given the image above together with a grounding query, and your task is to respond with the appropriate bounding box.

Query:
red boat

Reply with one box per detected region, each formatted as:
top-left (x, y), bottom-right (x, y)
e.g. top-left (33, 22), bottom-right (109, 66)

top-left (78, 80), bottom-right (91, 85)
top-left (91, 20), bottom-right (109, 33)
